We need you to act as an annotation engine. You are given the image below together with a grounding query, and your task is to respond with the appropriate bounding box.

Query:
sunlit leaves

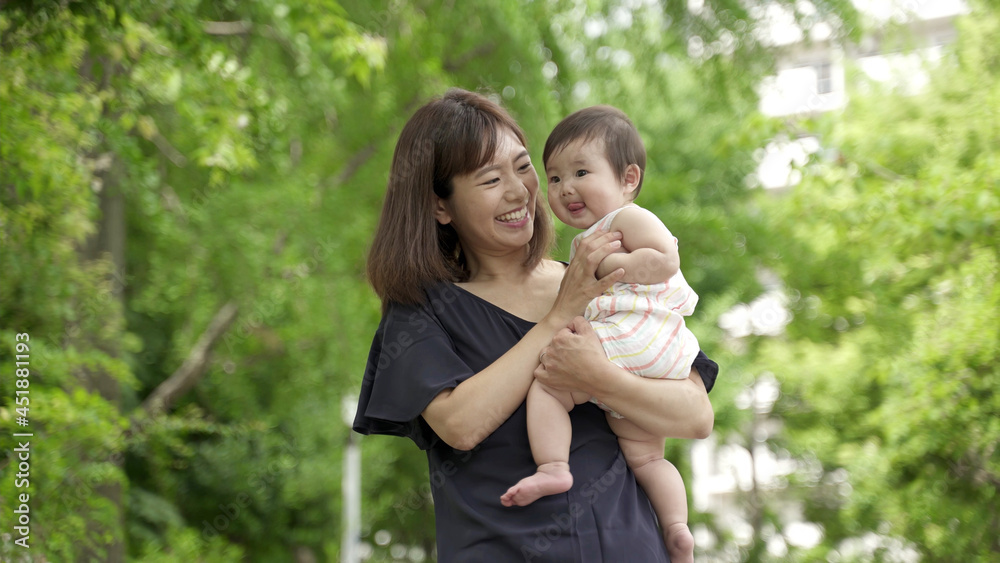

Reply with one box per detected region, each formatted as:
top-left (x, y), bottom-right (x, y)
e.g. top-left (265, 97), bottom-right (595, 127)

top-left (752, 2), bottom-right (1000, 559)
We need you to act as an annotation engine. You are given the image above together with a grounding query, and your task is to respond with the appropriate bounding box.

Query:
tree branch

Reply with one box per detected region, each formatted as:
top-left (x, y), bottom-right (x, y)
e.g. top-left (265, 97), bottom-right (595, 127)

top-left (151, 131), bottom-right (188, 167)
top-left (443, 43), bottom-right (497, 73)
top-left (329, 142), bottom-right (379, 187)
top-left (141, 301), bottom-right (239, 417)
top-left (324, 94), bottom-right (423, 190)
top-left (203, 20), bottom-right (253, 35)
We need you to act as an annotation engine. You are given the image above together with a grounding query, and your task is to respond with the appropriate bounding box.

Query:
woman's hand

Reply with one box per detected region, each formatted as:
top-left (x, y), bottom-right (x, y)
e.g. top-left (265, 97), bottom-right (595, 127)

top-left (536, 317), bottom-right (714, 439)
top-left (547, 230), bottom-right (625, 324)
top-left (534, 317), bottom-right (609, 394)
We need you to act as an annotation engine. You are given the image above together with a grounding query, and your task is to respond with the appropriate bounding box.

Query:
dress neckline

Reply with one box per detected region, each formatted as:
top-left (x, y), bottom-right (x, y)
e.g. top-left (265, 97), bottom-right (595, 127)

top-left (446, 261), bottom-right (568, 327)
top-left (448, 283), bottom-right (537, 326)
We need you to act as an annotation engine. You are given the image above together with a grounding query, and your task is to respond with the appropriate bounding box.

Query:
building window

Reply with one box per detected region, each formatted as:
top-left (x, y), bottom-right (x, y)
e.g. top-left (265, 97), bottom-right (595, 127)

top-left (816, 62), bottom-right (833, 94)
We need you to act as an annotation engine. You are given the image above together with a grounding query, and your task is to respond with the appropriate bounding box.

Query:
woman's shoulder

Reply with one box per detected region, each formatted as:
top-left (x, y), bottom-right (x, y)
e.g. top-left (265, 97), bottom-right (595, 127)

top-left (376, 283), bottom-right (477, 334)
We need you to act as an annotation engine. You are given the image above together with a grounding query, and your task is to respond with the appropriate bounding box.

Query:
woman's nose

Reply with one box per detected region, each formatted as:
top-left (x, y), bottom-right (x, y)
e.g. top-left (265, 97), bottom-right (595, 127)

top-left (507, 178), bottom-right (530, 200)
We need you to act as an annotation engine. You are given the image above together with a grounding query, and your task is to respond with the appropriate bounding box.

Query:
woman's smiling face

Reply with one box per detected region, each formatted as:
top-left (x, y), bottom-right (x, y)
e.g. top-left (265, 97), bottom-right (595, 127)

top-left (435, 128), bottom-right (540, 259)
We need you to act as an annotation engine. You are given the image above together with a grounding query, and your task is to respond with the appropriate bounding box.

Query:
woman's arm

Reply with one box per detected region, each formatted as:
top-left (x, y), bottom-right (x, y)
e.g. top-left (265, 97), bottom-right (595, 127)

top-left (421, 231), bottom-right (626, 451)
top-left (535, 317), bottom-right (714, 439)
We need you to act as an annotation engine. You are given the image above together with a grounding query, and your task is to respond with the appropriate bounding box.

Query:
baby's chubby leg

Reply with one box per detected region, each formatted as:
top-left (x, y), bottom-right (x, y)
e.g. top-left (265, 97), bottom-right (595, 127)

top-left (608, 416), bottom-right (694, 563)
top-left (501, 381), bottom-right (589, 507)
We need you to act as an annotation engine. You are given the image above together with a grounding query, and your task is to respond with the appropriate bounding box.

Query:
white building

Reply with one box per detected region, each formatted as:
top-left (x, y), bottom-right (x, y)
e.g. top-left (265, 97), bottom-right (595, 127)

top-left (754, 0), bottom-right (969, 189)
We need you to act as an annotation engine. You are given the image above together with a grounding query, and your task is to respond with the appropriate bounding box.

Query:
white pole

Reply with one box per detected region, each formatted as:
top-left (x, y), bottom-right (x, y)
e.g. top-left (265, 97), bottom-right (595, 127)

top-left (342, 396), bottom-right (361, 563)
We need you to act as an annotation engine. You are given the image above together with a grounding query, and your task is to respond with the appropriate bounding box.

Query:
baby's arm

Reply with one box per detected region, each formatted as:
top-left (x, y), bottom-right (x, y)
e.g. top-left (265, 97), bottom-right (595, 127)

top-left (596, 206), bottom-right (680, 284)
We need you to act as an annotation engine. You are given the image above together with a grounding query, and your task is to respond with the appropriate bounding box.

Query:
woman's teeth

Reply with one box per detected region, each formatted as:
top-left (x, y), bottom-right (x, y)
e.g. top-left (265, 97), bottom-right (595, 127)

top-left (497, 207), bottom-right (528, 222)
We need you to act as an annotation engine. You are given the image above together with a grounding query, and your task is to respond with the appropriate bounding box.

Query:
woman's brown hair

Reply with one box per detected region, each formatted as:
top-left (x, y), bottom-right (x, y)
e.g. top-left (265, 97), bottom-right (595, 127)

top-left (367, 88), bottom-right (554, 309)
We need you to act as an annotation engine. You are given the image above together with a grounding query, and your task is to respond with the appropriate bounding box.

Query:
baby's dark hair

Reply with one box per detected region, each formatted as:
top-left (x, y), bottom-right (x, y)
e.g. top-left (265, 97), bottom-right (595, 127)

top-left (542, 105), bottom-right (646, 198)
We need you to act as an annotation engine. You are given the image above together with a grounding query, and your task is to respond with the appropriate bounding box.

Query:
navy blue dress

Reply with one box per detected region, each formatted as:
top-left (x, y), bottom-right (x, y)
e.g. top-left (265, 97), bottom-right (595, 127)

top-left (354, 282), bottom-right (718, 562)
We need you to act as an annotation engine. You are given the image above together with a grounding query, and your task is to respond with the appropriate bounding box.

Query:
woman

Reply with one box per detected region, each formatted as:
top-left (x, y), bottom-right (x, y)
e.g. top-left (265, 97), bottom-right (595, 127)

top-left (354, 88), bottom-right (717, 562)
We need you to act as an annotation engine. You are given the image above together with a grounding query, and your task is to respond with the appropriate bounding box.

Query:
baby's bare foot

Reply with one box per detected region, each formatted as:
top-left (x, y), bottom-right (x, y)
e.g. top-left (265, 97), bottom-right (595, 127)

top-left (500, 462), bottom-right (573, 507)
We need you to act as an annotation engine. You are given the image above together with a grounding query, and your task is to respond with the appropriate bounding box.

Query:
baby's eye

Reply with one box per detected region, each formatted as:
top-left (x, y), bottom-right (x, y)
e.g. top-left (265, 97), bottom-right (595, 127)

top-left (549, 176), bottom-right (560, 184)
top-left (576, 170), bottom-right (588, 177)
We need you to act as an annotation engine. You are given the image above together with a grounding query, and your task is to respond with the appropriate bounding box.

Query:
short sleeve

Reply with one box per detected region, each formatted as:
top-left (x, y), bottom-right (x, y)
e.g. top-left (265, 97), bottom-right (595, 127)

top-left (352, 300), bottom-right (475, 450)
top-left (691, 350), bottom-right (719, 393)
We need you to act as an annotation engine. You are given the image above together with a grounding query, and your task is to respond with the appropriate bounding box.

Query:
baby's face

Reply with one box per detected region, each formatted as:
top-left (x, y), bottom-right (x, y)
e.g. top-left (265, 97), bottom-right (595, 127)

top-left (545, 138), bottom-right (632, 230)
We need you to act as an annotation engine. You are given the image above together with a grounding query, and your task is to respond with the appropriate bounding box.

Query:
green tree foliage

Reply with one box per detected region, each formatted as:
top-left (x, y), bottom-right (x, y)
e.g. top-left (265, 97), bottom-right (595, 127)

top-left (2, 0), bottom-right (380, 560)
top-left (751, 3), bottom-right (999, 559)
top-left (2, 0), bottom-right (866, 560)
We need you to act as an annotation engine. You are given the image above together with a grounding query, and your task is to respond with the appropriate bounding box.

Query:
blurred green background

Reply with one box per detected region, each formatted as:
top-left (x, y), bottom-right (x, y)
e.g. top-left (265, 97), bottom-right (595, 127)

top-left (1, 0), bottom-right (996, 561)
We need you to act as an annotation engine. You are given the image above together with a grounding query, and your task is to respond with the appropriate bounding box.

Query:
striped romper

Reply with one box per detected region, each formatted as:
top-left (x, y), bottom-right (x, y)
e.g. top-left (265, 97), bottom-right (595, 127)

top-left (571, 204), bottom-right (701, 418)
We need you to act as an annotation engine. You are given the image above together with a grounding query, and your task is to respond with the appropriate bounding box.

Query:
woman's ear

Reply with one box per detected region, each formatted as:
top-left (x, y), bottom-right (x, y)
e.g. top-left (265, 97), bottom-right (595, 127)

top-left (433, 196), bottom-right (452, 225)
top-left (623, 164), bottom-right (642, 197)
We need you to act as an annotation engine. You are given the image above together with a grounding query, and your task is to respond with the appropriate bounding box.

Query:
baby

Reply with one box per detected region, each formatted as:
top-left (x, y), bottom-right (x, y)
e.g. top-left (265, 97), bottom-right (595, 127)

top-left (501, 106), bottom-right (701, 562)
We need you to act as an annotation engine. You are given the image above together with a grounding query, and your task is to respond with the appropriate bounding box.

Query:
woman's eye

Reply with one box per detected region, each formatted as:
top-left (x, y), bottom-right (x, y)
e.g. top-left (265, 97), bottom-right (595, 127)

top-left (519, 162), bottom-right (533, 172)
top-left (482, 177), bottom-right (500, 186)
top-left (576, 170), bottom-right (588, 177)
